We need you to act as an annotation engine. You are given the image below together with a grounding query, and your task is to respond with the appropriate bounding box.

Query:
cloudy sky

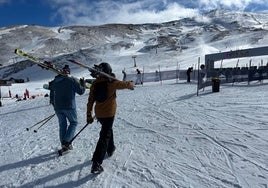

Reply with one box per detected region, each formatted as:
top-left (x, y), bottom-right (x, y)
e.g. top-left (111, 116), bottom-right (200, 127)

top-left (0, 0), bottom-right (267, 27)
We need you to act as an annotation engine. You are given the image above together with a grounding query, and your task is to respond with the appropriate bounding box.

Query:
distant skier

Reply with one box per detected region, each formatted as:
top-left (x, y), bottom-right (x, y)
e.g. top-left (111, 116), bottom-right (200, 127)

top-left (186, 67), bottom-right (193, 82)
top-left (25, 89), bottom-right (29, 98)
top-left (87, 62), bottom-right (134, 174)
top-left (122, 70), bottom-right (126, 81)
top-left (198, 64), bottom-right (206, 90)
top-left (200, 64), bottom-right (206, 81)
top-left (49, 65), bottom-right (86, 152)
top-left (135, 68), bottom-right (142, 85)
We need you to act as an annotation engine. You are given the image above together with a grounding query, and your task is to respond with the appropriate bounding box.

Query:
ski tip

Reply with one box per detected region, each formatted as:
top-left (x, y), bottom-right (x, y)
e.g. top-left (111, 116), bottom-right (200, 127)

top-left (67, 59), bottom-right (75, 62)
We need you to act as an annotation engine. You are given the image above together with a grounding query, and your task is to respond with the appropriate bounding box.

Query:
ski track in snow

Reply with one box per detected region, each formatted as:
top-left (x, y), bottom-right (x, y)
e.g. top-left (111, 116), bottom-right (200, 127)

top-left (0, 82), bottom-right (268, 187)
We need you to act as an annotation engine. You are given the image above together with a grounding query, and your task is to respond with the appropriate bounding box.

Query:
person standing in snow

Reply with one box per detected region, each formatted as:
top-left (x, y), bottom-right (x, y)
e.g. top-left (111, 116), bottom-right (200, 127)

top-left (122, 70), bottom-right (126, 81)
top-left (49, 65), bottom-right (86, 151)
top-left (25, 89), bottom-right (29, 98)
top-left (198, 64), bottom-right (207, 90)
top-left (199, 64), bottom-right (206, 82)
top-left (186, 67), bottom-right (193, 82)
top-left (135, 68), bottom-right (142, 85)
top-left (87, 62), bottom-right (134, 174)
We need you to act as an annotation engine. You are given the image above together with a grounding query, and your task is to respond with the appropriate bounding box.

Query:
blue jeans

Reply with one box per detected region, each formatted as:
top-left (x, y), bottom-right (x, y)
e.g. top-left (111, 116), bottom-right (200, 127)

top-left (55, 109), bottom-right (78, 145)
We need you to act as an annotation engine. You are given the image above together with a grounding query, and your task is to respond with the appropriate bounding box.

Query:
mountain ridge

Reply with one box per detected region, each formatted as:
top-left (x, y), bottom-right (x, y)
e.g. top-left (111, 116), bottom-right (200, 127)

top-left (0, 9), bottom-right (268, 79)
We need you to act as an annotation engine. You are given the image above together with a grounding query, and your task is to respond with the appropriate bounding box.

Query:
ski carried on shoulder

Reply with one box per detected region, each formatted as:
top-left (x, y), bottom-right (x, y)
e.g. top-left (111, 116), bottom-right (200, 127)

top-left (68, 59), bottom-right (118, 81)
top-left (14, 49), bottom-right (65, 75)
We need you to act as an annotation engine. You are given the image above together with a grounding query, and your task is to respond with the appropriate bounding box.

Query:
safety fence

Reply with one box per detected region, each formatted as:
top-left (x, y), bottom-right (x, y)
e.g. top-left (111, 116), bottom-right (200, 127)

top-left (124, 69), bottom-right (196, 83)
top-left (124, 65), bottom-right (268, 93)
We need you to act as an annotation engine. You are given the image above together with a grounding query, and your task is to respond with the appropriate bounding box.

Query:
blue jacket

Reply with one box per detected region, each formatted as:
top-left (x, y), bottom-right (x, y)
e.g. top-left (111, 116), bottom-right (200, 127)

top-left (49, 75), bottom-right (86, 110)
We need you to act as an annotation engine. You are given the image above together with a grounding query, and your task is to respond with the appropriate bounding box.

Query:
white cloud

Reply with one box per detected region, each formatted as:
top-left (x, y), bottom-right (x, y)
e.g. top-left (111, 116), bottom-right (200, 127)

top-left (48, 0), bottom-right (268, 26)
top-left (198, 0), bottom-right (266, 11)
top-left (48, 0), bottom-right (199, 26)
top-left (113, 2), bottom-right (198, 24)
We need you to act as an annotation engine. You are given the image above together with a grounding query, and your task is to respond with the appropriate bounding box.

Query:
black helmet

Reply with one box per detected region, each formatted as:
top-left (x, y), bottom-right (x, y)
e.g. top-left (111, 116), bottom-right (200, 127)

top-left (62, 64), bottom-right (70, 74)
top-left (99, 62), bottom-right (112, 75)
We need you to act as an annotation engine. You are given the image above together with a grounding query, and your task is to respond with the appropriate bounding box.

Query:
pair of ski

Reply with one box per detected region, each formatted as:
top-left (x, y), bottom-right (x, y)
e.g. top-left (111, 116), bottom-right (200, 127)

top-left (14, 49), bottom-right (118, 81)
top-left (14, 49), bottom-right (65, 75)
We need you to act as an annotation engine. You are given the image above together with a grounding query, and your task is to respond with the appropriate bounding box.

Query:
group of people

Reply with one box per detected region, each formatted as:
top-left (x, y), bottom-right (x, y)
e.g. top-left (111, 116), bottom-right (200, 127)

top-left (48, 63), bottom-right (134, 174)
top-left (122, 68), bottom-right (143, 85)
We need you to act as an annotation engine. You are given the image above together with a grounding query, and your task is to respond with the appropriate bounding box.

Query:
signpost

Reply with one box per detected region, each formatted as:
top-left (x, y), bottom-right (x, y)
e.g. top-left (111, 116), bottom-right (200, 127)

top-left (0, 81), bottom-right (12, 107)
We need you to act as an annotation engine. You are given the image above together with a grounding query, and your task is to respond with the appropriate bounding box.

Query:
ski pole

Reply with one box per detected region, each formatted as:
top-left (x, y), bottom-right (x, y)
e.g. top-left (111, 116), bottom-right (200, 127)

top-left (33, 113), bottom-right (55, 133)
top-left (26, 113), bottom-right (55, 131)
top-left (69, 123), bottom-right (89, 144)
top-left (69, 116), bottom-right (96, 143)
top-left (58, 122), bottom-right (92, 156)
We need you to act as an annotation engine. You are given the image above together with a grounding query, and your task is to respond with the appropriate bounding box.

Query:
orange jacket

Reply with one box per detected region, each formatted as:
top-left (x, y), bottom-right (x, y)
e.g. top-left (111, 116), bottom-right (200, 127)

top-left (87, 77), bottom-right (133, 118)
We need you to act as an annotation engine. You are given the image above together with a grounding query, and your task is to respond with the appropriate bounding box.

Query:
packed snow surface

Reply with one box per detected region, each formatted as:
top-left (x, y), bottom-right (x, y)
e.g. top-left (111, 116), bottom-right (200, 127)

top-left (0, 78), bottom-right (267, 188)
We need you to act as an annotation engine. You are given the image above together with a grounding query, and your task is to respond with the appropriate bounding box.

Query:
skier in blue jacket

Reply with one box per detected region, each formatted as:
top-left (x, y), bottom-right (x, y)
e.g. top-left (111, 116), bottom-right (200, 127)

top-left (49, 65), bottom-right (86, 151)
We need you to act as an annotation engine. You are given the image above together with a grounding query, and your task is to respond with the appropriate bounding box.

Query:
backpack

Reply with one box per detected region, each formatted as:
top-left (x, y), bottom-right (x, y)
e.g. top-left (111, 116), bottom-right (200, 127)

top-left (93, 81), bottom-right (108, 102)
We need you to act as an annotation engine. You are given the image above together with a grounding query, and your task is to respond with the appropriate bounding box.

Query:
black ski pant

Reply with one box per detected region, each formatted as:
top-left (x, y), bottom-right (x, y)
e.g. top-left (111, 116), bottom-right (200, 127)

top-left (187, 73), bottom-right (190, 82)
top-left (92, 116), bottom-right (115, 164)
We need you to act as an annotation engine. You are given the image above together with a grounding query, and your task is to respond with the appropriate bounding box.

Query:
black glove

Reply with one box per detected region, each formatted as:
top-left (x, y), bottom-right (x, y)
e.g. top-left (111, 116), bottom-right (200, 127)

top-left (87, 114), bottom-right (94, 124)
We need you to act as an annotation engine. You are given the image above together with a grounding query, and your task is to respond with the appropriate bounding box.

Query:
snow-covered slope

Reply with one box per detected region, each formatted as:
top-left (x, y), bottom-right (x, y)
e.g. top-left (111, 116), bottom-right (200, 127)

top-left (1, 9), bottom-right (268, 79)
top-left (0, 79), bottom-right (268, 187)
